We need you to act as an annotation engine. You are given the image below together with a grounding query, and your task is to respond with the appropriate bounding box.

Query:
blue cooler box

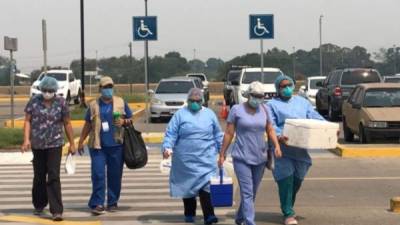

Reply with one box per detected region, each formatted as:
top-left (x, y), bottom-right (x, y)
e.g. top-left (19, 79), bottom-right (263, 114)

top-left (210, 168), bottom-right (233, 207)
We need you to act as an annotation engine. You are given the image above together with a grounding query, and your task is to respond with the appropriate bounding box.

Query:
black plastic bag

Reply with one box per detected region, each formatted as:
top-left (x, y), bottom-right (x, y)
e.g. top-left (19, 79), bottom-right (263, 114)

top-left (123, 124), bottom-right (148, 169)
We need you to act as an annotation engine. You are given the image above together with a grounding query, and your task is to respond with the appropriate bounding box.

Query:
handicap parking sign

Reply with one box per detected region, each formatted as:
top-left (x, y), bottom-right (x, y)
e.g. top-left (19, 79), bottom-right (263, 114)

top-left (249, 14), bottom-right (274, 39)
top-left (133, 16), bottom-right (158, 41)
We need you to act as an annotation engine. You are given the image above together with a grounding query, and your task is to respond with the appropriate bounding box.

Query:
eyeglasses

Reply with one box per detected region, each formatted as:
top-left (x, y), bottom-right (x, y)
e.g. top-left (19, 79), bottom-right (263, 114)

top-left (101, 84), bottom-right (113, 89)
top-left (279, 84), bottom-right (293, 89)
top-left (188, 99), bottom-right (202, 104)
top-left (250, 93), bottom-right (265, 99)
top-left (41, 89), bottom-right (55, 93)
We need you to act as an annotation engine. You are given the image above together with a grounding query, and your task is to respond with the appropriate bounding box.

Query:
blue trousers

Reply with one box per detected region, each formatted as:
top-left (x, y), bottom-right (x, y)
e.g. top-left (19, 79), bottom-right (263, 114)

top-left (88, 145), bottom-right (124, 209)
top-left (233, 159), bottom-right (266, 225)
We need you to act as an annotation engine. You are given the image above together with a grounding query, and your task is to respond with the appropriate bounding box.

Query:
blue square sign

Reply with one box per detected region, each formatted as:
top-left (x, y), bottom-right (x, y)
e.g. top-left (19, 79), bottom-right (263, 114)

top-left (249, 14), bottom-right (274, 39)
top-left (133, 16), bottom-right (158, 41)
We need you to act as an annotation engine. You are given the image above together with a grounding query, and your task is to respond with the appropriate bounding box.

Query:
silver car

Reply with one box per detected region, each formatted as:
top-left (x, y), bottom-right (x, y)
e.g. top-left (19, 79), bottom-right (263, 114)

top-left (149, 77), bottom-right (196, 122)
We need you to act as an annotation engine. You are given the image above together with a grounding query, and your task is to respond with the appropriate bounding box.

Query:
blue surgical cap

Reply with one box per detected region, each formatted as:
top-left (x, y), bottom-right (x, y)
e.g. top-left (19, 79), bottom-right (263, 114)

top-left (39, 76), bottom-right (59, 91)
top-left (274, 75), bottom-right (294, 93)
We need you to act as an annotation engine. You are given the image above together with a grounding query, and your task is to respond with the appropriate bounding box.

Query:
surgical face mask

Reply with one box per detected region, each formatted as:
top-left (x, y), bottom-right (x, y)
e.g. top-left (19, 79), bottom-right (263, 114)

top-left (248, 96), bottom-right (264, 108)
top-left (42, 91), bottom-right (55, 100)
top-left (280, 86), bottom-right (294, 99)
top-left (101, 88), bottom-right (113, 99)
top-left (188, 101), bottom-right (202, 112)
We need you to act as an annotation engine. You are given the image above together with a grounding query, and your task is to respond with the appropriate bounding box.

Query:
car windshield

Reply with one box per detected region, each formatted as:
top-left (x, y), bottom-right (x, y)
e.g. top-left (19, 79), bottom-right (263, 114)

top-left (309, 78), bottom-right (325, 89)
top-left (187, 74), bottom-right (205, 81)
top-left (156, 81), bottom-right (194, 94)
top-left (384, 77), bottom-right (400, 83)
top-left (363, 89), bottom-right (400, 107)
top-left (341, 70), bottom-right (381, 85)
top-left (227, 71), bottom-right (241, 82)
top-left (38, 73), bottom-right (67, 81)
top-left (242, 71), bottom-right (283, 84)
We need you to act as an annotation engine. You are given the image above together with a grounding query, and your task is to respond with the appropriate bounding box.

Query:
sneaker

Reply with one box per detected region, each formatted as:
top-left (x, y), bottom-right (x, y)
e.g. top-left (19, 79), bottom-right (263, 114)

top-left (107, 204), bottom-right (118, 212)
top-left (33, 208), bottom-right (44, 216)
top-left (52, 213), bottom-right (63, 221)
top-left (184, 215), bottom-right (195, 223)
top-left (91, 205), bottom-right (105, 215)
top-left (284, 216), bottom-right (298, 225)
top-left (204, 215), bottom-right (219, 225)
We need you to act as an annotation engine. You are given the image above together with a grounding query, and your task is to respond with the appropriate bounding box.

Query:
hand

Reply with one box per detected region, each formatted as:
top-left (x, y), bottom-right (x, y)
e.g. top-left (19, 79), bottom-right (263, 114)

top-left (68, 143), bottom-right (77, 155)
top-left (163, 149), bottom-right (173, 159)
top-left (114, 118), bottom-right (124, 127)
top-left (21, 140), bottom-right (31, 153)
top-left (274, 146), bottom-right (283, 158)
top-left (278, 135), bottom-right (289, 145)
top-left (77, 142), bottom-right (85, 155)
top-left (218, 154), bottom-right (226, 168)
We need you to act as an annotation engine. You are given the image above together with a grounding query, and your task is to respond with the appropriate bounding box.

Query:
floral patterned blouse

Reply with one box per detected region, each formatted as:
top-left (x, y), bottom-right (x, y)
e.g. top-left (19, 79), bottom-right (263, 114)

top-left (24, 95), bottom-right (70, 149)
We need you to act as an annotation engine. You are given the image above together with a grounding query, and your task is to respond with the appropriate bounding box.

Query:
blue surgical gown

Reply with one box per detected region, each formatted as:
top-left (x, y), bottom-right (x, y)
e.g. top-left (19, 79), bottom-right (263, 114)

top-left (162, 107), bottom-right (223, 198)
top-left (266, 96), bottom-right (325, 180)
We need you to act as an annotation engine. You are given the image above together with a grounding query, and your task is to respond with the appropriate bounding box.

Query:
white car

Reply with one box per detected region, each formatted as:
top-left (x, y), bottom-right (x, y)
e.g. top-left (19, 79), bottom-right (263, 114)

top-left (299, 76), bottom-right (326, 106)
top-left (30, 70), bottom-right (82, 104)
top-left (186, 73), bottom-right (209, 89)
top-left (232, 67), bottom-right (284, 104)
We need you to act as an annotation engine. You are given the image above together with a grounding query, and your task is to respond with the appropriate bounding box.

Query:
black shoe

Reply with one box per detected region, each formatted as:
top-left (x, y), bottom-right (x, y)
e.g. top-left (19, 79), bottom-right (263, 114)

top-left (107, 204), bottom-right (118, 213)
top-left (52, 213), bottom-right (63, 221)
top-left (91, 205), bottom-right (105, 215)
top-left (204, 215), bottom-right (218, 225)
top-left (33, 208), bottom-right (44, 216)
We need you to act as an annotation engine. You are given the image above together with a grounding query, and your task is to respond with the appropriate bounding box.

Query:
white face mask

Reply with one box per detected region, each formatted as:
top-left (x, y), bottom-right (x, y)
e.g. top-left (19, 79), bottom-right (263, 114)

top-left (42, 91), bottom-right (55, 100)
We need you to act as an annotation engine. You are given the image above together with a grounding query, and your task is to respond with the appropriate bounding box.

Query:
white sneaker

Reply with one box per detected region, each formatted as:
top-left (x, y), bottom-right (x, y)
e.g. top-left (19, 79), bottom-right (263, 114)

top-left (284, 216), bottom-right (298, 225)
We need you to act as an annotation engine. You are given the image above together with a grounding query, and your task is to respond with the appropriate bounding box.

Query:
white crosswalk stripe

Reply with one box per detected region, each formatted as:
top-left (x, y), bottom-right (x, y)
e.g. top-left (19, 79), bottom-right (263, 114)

top-left (0, 150), bottom-right (236, 222)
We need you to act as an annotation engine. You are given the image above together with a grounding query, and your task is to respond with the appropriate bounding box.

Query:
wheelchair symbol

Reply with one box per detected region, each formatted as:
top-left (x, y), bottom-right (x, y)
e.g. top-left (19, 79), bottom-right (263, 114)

top-left (137, 19), bottom-right (153, 38)
top-left (253, 18), bottom-right (270, 36)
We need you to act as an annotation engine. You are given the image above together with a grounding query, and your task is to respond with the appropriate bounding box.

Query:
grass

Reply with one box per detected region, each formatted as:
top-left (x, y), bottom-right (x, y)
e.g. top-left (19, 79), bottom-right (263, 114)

top-left (70, 107), bottom-right (87, 120)
top-left (121, 94), bottom-right (147, 103)
top-left (0, 128), bottom-right (24, 149)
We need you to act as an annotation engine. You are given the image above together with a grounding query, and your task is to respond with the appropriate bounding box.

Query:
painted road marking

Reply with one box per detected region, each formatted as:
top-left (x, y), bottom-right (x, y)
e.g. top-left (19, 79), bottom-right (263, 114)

top-left (0, 215), bottom-right (101, 225)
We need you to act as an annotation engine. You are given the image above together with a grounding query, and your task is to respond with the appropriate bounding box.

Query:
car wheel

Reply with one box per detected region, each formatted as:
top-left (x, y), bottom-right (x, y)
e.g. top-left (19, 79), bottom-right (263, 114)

top-left (358, 124), bottom-right (369, 144)
top-left (74, 90), bottom-right (81, 105)
top-left (328, 103), bottom-right (339, 121)
top-left (66, 92), bottom-right (71, 104)
top-left (316, 98), bottom-right (327, 115)
top-left (343, 117), bottom-right (354, 142)
top-left (150, 117), bottom-right (158, 123)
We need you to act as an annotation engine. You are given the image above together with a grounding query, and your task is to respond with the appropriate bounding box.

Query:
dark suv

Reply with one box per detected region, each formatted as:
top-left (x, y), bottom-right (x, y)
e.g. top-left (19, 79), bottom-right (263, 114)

top-left (316, 68), bottom-right (382, 121)
top-left (223, 69), bottom-right (241, 107)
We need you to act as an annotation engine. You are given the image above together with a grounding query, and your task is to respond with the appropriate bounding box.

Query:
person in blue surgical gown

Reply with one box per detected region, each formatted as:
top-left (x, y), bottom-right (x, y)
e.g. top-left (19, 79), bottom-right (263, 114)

top-left (162, 88), bottom-right (223, 225)
top-left (266, 75), bottom-right (326, 225)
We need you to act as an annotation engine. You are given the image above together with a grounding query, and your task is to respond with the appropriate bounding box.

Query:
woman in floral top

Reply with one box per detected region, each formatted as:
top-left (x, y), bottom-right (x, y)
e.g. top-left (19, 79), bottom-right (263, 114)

top-left (21, 76), bottom-right (76, 221)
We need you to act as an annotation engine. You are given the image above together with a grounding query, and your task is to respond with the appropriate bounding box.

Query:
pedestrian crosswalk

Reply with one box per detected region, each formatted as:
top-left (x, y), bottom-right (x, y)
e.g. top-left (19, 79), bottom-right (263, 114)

top-left (0, 149), bottom-right (236, 224)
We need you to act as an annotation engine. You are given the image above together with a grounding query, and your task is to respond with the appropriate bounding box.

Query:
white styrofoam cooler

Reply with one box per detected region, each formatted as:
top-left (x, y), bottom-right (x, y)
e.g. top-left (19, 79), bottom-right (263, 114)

top-left (282, 119), bottom-right (339, 149)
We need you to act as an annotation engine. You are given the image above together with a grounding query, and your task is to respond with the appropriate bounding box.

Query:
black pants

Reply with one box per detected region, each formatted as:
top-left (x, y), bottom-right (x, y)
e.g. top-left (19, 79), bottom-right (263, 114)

top-left (183, 189), bottom-right (215, 219)
top-left (32, 147), bottom-right (63, 214)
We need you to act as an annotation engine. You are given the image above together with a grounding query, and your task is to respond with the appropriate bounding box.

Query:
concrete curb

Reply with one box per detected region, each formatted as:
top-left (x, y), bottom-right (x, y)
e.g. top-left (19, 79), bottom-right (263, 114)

top-left (332, 144), bottom-right (400, 158)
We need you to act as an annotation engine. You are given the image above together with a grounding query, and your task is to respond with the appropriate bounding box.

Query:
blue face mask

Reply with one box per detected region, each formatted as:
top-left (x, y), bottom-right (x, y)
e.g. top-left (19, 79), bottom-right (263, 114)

top-left (248, 96), bottom-right (263, 108)
top-left (101, 88), bottom-right (113, 99)
top-left (188, 101), bottom-right (202, 112)
top-left (281, 86), bottom-right (294, 98)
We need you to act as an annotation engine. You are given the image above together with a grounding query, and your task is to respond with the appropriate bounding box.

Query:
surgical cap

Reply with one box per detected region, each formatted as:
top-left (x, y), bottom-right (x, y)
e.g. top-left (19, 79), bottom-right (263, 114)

top-left (187, 88), bottom-right (204, 100)
top-left (243, 81), bottom-right (264, 98)
top-left (39, 76), bottom-right (59, 91)
top-left (274, 75), bottom-right (294, 93)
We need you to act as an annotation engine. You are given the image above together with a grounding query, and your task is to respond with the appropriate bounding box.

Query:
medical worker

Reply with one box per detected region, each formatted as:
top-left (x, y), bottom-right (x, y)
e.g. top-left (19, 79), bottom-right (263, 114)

top-left (218, 81), bottom-right (282, 225)
top-left (267, 75), bottom-right (325, 225)
top-left (77, 76), bottom-right (133, 215)
top-left (162, 88), bottom-right (223, 225)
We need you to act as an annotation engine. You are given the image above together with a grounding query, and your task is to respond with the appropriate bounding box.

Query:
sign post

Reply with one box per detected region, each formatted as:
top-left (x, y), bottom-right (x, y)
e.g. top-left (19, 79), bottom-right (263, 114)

top-left (249, 14), bottom-right (274, 82)
top-left (133, 16), bottom-right (157, 131)
top-left (4, 36), bottom-right (18, 128)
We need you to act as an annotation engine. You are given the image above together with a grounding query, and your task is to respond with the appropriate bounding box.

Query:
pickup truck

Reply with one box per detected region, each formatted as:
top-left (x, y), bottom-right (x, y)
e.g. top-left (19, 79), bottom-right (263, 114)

top-left (30, 69), bottom-right (82, 104)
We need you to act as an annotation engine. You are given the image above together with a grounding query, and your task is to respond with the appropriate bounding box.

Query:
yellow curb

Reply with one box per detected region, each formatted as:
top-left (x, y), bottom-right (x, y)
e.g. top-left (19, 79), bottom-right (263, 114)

top-left (210, 95), bottom-right (223, 100)
top-left (332, 144), bottom-right (400, 158)
top-left (0, 215), bottom-right (101, 225)
top-left (142, 132), bottom-right (164, 144)
top-left (391, 197), bottom-right (400, 213)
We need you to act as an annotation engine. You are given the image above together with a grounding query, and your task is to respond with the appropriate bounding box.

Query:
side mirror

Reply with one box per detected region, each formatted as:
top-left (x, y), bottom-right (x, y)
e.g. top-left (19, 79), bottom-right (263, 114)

top-left (231, 80), bottom-right (239, 86)
top-left (316, 81), bottom-right (323, 87)
top-left (352, 103), bottom-right (361, 109)
top-left (300, 85), bottom-right (306, 91)
top-left (148, 89), bottom-right (155, 95)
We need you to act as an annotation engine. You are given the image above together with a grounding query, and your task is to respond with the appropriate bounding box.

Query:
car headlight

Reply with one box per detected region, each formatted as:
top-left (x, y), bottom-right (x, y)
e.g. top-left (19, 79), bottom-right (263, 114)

top-left (367, 121), bottom-right (387, 128)
top-left (151, 98), bottom-right (163, 105)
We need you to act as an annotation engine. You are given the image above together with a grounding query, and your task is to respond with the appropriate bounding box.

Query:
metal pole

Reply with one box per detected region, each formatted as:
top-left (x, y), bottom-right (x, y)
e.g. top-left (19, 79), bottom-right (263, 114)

top-left (394, 45), bottom-right (397, 74)
top-left (42, 19), bottom-right (47, 75)
top-left (129, 42), bottom-right (133, 95)
top-left (319, 15), bottom-right (323, 77)
top-left (80, 0), bottom-right (86, 105)
top-left (144, 0), bottom-right (149, 130)
top-left (10, 51), bottom-right (14, 128)
top-left (292, 46), bottom-right (296, 78)
top-left (260, 39), bottom-right (264, 83)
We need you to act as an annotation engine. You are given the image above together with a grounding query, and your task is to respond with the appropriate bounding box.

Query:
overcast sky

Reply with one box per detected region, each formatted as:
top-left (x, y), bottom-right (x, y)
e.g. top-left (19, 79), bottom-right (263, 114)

top-left (1, 0), bottom-right (399, 72)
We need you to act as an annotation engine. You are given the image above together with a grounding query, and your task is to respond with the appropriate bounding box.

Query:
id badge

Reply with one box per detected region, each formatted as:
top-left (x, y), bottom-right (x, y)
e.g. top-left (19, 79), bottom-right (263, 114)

top-left (102, 122), bottom-right (110, 132)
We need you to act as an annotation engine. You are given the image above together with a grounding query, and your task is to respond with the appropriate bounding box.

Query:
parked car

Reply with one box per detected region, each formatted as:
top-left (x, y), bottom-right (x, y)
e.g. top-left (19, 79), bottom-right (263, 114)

top-left (186, 73), bottom-right (209, 102)
top-left (342, 83), bottom-right (400, 143)
top-left (231, 67), bottom-right (284, 105)
top-left (149, 77), bottom-right (204, 122)
top-left (299, 76), bottom-right (326, 107)
top-left (384, 74), bottom-right (400, 83)
top-left (223, 69), bottom-right (241, 107)
top-left (316, 68), bottom-right (382, 121)
top-left (30, 70), bottom-right (82, 104)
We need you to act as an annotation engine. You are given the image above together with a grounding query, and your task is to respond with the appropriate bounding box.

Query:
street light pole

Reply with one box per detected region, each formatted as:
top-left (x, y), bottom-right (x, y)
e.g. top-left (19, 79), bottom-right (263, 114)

top-left (129, 42), bottom-right (133, 95)
top-left (144, 0), bottom-right (150, 129)
top-left (319, 15), bottom-right (323, 77)
top-left (292, 46), bottom-right (296, 79)
top-left (80, 0), bottom-right (86, 106)
top-left (394, 45), bottom-right (397, 74)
